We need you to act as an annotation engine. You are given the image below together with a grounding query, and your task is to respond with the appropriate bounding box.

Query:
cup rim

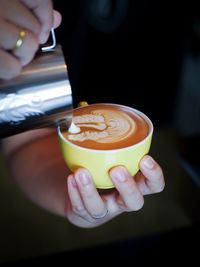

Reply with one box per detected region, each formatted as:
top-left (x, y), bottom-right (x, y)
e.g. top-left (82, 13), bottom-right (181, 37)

top-left (58, 103), bottom-right (153, 153)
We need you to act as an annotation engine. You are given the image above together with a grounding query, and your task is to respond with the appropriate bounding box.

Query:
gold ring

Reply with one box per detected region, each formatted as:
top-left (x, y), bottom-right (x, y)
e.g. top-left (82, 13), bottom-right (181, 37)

top-left (12, 30), bottom-right (26, 52)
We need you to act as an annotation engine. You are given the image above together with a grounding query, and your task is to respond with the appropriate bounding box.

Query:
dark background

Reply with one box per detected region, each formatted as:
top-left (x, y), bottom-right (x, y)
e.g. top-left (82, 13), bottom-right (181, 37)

top-left (0, 0), bottom-right (200, 264)
top-left (54, 0), bottom-right (197, 126)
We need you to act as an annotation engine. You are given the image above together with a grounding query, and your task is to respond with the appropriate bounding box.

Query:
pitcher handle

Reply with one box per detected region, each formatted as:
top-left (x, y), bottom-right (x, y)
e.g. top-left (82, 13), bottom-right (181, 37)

top-left (41, 28), bottom-right (56, 52)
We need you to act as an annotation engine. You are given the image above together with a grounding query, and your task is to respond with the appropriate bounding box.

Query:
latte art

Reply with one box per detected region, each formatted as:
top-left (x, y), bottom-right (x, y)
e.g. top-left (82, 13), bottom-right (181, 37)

top-left (62, 104), bottom-right (149, 150)
top-left (68, 109), bottom-right (135, 144)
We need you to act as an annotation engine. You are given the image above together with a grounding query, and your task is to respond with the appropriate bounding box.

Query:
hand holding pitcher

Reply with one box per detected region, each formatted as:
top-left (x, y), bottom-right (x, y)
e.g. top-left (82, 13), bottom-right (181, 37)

top-left (0, 0), bottom-right (61, 79)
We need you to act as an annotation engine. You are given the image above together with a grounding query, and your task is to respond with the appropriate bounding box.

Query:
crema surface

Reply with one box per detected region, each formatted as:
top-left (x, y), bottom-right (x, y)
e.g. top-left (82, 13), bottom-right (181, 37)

top-left (61, 104), bottom-right (149, 150)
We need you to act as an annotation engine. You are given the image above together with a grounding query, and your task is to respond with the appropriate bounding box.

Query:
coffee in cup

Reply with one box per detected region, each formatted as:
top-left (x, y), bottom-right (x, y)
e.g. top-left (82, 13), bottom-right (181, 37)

top-left (58, 103), bottom-right (153, 188)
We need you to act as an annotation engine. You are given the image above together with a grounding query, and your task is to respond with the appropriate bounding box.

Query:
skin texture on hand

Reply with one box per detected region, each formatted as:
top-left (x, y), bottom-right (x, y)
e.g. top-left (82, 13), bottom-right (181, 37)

top-left (0, 0), bottom-right (62, 79)
top-left (66, 155), bottom-right (165, 228)
top-left (2, 130), bottom-right (165, 229)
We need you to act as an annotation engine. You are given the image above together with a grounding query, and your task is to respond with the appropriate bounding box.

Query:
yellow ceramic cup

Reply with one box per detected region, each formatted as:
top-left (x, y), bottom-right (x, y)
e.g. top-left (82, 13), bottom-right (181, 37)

top-left (58, 104), bottom-right (153, 189)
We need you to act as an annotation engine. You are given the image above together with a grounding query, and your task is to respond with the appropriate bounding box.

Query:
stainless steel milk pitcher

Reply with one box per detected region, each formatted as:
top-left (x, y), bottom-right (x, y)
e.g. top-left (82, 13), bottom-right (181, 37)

top-left (0, 29), bottom-right (73, 138)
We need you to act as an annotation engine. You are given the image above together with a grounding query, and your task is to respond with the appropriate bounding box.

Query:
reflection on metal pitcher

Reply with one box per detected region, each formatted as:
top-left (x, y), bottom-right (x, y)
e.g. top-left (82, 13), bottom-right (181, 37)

top-left (0, 93), bottom-right (44, 125)
top-left (0, 45), bottom-right (73, 138)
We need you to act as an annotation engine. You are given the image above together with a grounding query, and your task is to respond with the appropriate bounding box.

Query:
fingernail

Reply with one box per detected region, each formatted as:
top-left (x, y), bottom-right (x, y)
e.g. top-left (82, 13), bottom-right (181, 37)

top-left (142, 156), bottom-right (155, 169)
top-left (70, 176), bottom-right (77, 187)
top-left (111, 167), bottom-right (127, 183)
top-left (76, 170), bottom-right (90, 185)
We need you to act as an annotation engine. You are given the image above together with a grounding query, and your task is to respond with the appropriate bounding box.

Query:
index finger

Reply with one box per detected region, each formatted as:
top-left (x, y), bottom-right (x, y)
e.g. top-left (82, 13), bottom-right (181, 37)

top-left (21, 0), bottom-right (54, 44)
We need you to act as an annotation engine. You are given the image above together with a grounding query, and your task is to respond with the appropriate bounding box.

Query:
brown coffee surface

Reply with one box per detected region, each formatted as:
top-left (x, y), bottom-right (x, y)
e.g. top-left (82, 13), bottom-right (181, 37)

top-left (61, 104), bottom-right (149, 150)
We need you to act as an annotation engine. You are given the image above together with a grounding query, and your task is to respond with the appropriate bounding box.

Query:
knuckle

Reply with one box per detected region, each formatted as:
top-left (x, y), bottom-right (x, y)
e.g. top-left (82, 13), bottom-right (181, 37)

top-left (72, 205), bottom-right (86, 216)
top-left (9, 66), bottom-right (21, 78)
top-left (134, 198), bottom-right (144, 211)
top-left (155, 166), bottom-right (164, 180)
top-left (27, 32), bottom-right (39, 53)
top-left (127, 195), bottom-right (144, 211)
top-left (1, 60), bottom-right (21, 79)
top-left (156, 181), bottom-right (165, 193)
top-left (30, 21), bottom-right (41, 36)
top-left (84, 190), bottom-right (96, 201)
top-left (152, 170), bottom-right (165, 193)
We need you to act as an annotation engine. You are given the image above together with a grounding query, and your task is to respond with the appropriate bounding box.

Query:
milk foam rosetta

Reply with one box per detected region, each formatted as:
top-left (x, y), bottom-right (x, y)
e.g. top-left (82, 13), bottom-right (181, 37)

top-left (62, 104), bottom-right (149, 150)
